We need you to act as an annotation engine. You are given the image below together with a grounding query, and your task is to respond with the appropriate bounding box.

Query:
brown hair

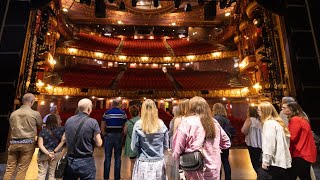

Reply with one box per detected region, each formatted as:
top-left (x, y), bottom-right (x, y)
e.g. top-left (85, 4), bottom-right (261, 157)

top-left (188, 96), bottom-right (215, 139)
top-left (286, 102), bottom-right (309, 122)
top-left (212, 103), bottom-right (227, 117)
top-left (46, 114), bottom-right (59, 130)
top-left (129, 105), bottom-right (140, 117)
top-left (248, 106), bottom-right (259, 119)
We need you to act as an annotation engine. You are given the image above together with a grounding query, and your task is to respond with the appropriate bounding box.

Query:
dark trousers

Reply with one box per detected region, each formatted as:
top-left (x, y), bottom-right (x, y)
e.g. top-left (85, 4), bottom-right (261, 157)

top-left (220, 148), bottom-right (231, 180)
top-left (248, 146), bottom-right (262, 174)
top-left (289, 157), bottom-right (311, 180)
top-left (257, 166), bottom-right (289, 180)
top-left (104, 133), bottom-right (123, 180)
top-left (64, 156), bottom-right (96, 180)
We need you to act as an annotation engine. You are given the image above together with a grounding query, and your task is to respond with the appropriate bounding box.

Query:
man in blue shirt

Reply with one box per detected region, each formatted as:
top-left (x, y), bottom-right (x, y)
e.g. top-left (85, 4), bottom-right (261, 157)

top-left (101, 100), bottom-right (127, 180)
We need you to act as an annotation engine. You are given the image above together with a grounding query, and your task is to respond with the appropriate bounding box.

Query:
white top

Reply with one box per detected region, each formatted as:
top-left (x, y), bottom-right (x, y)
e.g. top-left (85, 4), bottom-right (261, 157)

top-left (262, 119), bottom-right (291, 169)
top-left (245, 117), bottom-right (262, 148)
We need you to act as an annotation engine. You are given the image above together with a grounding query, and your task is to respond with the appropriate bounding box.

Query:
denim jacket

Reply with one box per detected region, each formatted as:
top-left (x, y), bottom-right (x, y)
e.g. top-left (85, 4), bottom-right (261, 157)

top-left (131, 119), bottom-right (169, 161)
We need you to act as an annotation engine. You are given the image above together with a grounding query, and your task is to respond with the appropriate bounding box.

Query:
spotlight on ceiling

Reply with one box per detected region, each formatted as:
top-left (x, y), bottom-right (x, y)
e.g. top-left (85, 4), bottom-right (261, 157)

top-left (184, 3), bottom-right (192, 12)
top-left (119, 1), bottom-right (125, 10)
top-left (80, 0), bottom-right (91, 6)
top-left (153, 0), bottom-right (159, 7)
top-left (198, 0), bottom-right (204, 5)
top-left (132, 0), bottom-right (137, 7)
top-left (174, 0), bottom-right (181, 8)
top-left (253, 18), bottom-right (263, 28)
top-left (95, 0), bottom-right (106, 18)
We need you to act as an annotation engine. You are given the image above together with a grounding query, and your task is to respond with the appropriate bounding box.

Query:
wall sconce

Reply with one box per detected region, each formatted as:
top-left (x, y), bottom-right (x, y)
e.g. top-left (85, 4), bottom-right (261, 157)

top-left (36, 80), bottom-right (44, 89)
top-left (253, 83), bottom-right (262, 91)
top-left (68, 48), bottom-right (77, 54)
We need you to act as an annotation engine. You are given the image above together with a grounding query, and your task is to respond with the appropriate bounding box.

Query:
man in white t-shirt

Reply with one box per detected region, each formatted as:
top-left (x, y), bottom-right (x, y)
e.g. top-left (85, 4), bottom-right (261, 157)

top-left (43, 105), bottom-right (61, 126)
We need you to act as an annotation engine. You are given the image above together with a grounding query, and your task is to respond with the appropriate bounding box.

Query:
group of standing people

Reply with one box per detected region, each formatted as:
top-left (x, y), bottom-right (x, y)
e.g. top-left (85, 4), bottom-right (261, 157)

top-left (241, 97), bottom-right (317, 180)
top-left (2, 93), bottom-right (318, 180)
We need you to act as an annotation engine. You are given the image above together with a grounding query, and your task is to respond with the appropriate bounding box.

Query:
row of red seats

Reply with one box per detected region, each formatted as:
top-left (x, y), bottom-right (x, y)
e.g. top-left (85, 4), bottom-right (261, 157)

top-left (168, 70), bottom-right (230, 90)
top-left (118, 68), bottom-right (174, 90)
top-left (167, 39), bottom-right (216, 55)
top-left (77, 32), bottom-right (121, 46)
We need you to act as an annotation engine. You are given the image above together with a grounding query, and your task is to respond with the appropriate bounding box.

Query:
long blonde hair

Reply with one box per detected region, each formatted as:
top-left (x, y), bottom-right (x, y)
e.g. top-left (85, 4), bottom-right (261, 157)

top-left (188, 96), bottom-right (216, 139)
top-left (212, 103), bottom-right (227, 117)
top-left (259, 102), bottom-right (290, 136)
top-left (141, 99), bottom-right (161, 134)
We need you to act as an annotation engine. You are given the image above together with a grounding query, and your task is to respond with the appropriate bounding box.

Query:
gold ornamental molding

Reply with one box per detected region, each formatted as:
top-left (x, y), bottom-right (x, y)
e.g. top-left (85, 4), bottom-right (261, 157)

top-left (239, 21), bottom-right (250, 32)
top-left (239, 55), bottom-right (257, 73)
top-left (246, 1), bottom-right (262, 19)
top-left (55, 47), bottom-right (238, 63)
top-left (234, 35), bottom-right (240, 43)
top-left (39, 86), bottom-right (254, 98)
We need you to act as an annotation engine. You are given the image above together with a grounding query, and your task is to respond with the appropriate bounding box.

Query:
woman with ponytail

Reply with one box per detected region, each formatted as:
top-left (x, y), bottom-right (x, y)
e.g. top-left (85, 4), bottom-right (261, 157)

top-left (258, 102), bottom-right (291, 179)
top-left (282, 102), bottom-right (317, 180)
top-left (172, 96), bottom-right (231, 180)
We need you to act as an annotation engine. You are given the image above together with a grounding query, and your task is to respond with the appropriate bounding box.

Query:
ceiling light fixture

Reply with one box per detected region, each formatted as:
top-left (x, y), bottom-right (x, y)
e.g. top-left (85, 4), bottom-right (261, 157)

top-left (119, 1), bottom-right (125, 10)
top-left (184, 3), bottom-right (192, 12)
top-left (153, 0), bottom-right (159, 7)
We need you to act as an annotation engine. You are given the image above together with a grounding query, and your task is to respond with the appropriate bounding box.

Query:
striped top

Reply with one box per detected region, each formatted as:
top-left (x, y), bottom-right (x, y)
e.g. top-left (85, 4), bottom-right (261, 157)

top-left (103, 108), bottom-right (127, 133)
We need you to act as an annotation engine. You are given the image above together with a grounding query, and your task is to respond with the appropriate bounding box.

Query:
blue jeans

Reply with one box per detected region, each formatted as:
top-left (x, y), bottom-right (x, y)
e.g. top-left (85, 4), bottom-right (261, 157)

top-left (104, 133), bottom-right (123, 180)
top-left (64, 156), bottom-right (96, 180)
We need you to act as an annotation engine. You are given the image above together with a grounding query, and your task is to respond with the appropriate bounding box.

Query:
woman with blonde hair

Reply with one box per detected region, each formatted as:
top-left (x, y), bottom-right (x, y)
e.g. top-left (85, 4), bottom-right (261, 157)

top-left (173, 98), bottom-right (189, 134)
top-left (258, 102), bottom-right (291, 179)
top-left (172, 96), bottom-right (231, 180)
top-left (131, 99), bottom-right (169, 180)
top-left (282, 102), bottom-right (317, 180)
top-left (212, 103), bottom-right (232, 180)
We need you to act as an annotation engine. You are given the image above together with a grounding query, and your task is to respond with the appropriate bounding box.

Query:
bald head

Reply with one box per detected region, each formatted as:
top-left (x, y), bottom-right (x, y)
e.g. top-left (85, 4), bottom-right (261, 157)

top-left (78, 98), bottom-right (93, 114)
top-left (22, 93), bottom-right (36, 106)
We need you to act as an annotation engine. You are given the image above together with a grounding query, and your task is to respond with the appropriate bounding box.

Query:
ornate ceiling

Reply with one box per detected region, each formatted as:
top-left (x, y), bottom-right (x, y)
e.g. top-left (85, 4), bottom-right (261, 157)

top-left (60, 0), bottom-right (235, 27)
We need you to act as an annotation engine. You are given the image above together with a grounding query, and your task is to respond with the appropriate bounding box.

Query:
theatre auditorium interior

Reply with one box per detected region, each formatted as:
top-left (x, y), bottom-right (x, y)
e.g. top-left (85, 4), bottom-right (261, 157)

top-left (0, 0), bottom-right (319, 179)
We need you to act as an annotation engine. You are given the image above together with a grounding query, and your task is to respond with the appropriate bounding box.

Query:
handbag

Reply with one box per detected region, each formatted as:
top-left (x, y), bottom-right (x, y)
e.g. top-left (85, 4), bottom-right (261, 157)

top-left (55, 154), bottom-right (68, 178)
top-left (179, 138), bottom-right (205, 171)
top-left (54, 117), bottom-right (87, 178)
top-left (179, 150), bottom-right (204, 171)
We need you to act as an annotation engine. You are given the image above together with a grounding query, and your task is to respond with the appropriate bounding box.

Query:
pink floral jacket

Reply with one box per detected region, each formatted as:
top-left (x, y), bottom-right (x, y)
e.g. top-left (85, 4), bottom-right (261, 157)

top-left (172, 115), bottom-right (231, 180)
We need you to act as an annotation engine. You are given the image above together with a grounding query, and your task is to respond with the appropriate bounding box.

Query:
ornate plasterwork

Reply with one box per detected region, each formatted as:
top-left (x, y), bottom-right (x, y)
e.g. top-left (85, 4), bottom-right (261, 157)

top-left (39, 85), bottom-right (257, 98)
top-left (55, 47), bottom-right (238, 63)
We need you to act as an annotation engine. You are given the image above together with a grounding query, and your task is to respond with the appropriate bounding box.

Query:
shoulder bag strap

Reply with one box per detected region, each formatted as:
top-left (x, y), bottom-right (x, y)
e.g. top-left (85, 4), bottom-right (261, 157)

top-left (48, 129), bottom-right (59, 143)
top-left (127, 119), bottom-right (136, 138)
top-left (68, 116), bottom-right (88, 154)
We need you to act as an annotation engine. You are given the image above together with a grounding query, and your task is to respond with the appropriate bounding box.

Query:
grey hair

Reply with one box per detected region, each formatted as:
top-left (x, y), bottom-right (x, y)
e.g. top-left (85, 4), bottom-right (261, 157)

top-left (111, 100), bottom-right (120, 107)
top-left (78, 98), bottom-right (92, 112)
top-left (282, 96), bottom-right (295, 104)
